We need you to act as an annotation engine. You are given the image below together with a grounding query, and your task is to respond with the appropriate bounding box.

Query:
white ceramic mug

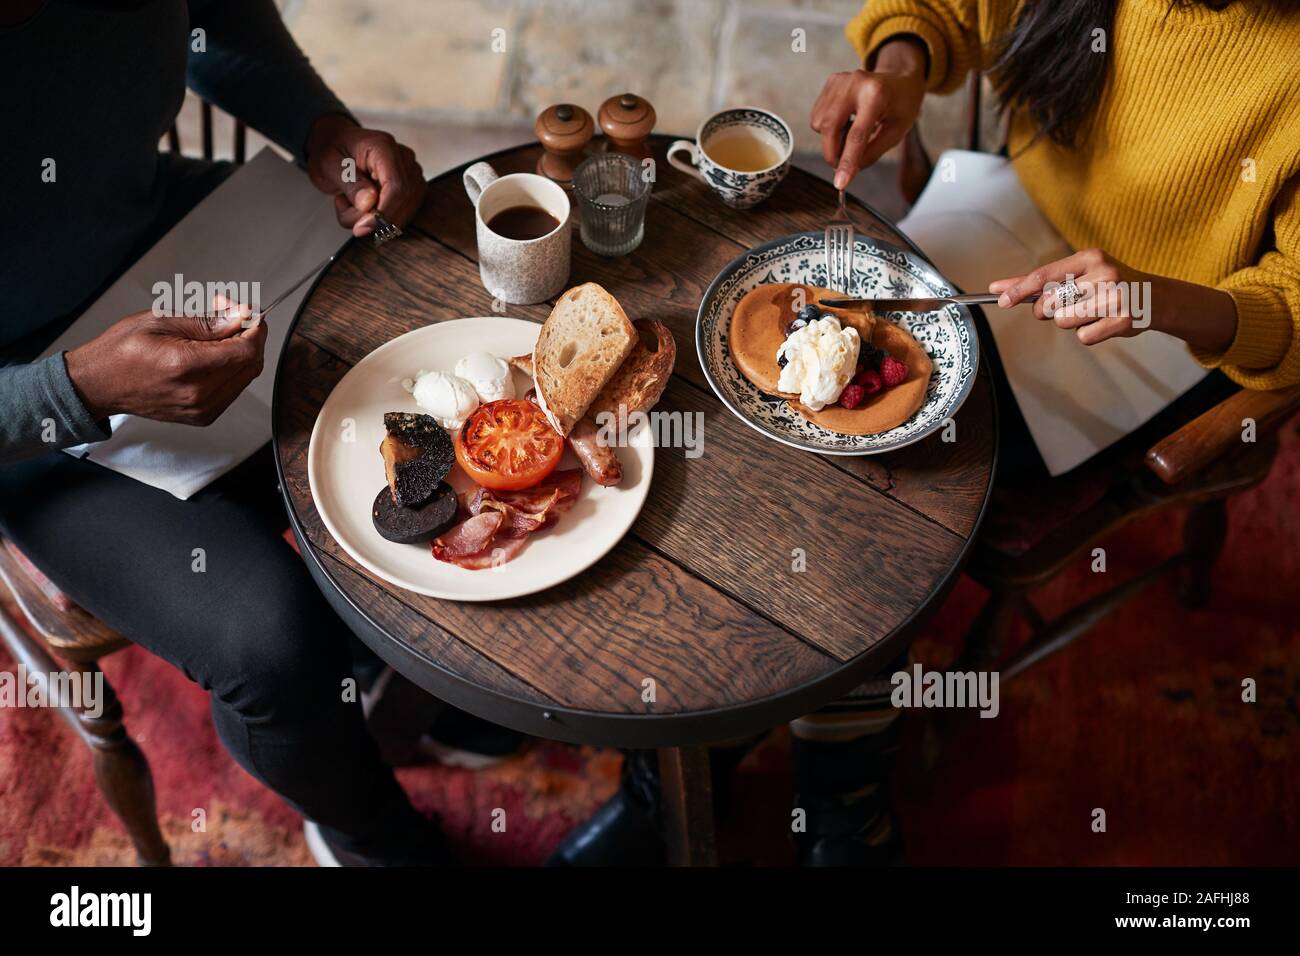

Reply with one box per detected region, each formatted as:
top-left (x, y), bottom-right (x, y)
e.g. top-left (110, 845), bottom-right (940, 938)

top-left (463, 162), bottom-right (571, 305)
top-left (667, 107), bottom-right (794, 209)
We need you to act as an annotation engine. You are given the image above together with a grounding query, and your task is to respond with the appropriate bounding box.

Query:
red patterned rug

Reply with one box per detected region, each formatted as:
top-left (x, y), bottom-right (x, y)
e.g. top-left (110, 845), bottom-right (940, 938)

top-left (2, 424), bottom-right (1297, 866)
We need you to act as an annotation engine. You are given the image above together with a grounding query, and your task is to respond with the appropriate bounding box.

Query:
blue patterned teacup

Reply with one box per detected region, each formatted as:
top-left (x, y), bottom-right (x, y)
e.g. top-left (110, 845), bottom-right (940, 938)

top-left (667, 107), bottom-right (793, 210)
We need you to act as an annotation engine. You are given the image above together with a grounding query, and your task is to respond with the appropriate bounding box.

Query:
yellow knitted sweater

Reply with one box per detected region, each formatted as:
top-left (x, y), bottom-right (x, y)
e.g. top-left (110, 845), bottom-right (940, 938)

top-left (846, 0), bottom-right (1300, 389)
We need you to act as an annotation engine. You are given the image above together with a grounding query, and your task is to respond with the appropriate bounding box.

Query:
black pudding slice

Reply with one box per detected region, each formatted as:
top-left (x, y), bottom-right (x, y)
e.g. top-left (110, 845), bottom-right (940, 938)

top-left (372, 482), bottom-right (458, 544)
top-left (383, 412), bottom-right (455, 507)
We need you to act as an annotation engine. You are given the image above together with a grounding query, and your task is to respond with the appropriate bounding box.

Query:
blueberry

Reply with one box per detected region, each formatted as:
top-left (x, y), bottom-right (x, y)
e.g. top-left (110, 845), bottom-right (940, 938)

top-left (797, 304), bottom-right (820, 324)
top-left (858, 344), bottom-right (886, 371)
top-left (777, 353), bottom-right (789, 368)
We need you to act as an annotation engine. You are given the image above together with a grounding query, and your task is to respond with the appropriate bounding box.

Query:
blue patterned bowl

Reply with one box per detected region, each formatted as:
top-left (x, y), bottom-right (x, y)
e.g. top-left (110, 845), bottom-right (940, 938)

top-left (696, 231), bottom-right (979, 455)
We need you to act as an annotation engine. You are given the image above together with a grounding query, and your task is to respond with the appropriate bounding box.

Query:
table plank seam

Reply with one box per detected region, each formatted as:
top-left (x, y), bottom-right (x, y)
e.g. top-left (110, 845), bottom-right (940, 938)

top-left (631, 535), bottom-right (849, 663)
top-left (662, 365), bottom-right (977, 544)
top-left (309, 521), bottom-right (837, 715)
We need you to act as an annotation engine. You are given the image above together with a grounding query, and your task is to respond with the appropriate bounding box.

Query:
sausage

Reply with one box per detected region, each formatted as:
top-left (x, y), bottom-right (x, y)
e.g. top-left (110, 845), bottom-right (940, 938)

top-left (525, 388), bottom-right (622, 486)
top-left (567, 415), bottom-right (622, 486)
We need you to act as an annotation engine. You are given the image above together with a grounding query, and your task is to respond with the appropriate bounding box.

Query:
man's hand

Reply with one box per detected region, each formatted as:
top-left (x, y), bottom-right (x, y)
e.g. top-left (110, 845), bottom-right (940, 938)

top-left (64, 301), bottom-right (268, 426)
top-left (810, 38), bottom-right (927, 190)
top-left (305, 114), bottom-right (425, 236)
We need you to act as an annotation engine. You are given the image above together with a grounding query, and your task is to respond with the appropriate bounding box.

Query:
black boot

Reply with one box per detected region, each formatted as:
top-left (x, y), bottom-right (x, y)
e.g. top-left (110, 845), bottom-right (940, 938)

top-left (546, 748), bottom-right (664, 866)
top-left (546, 740), bottom-right (762, 866)
top-left (791, 721), bottom-right (903, 866)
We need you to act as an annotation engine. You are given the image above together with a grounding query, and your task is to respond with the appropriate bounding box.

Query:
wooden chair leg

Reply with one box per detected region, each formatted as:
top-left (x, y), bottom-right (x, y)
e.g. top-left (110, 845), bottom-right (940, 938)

top-left (79, 665), bottom-right (172, 866)
top-left (0, 608), bottom-right (170, 865)
top-left (1179, 498), bottom-right (1228, 609)
top-left (958, 585), bottom-right (1024, 669)
top-left (908, 587), bottom-right (1025, 782)
top-left (1002, 551), bottom-right (1185, 681)
top-left (657, 746), bottom-right (717, 867)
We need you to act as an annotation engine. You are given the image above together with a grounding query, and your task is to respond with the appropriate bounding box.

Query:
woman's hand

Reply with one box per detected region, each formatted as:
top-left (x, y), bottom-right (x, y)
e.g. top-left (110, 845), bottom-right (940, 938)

top-left (810, 38), bottom-right (927, 190)
top-left (989, 247), bottom-right (1238, 352)
top-left (305, 114), bottom-right (426, 237)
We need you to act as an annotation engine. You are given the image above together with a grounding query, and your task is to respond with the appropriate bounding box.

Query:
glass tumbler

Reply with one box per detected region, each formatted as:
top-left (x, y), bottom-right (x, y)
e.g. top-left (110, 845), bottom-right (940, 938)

top-left (573, 153), bottom-right (652, 257)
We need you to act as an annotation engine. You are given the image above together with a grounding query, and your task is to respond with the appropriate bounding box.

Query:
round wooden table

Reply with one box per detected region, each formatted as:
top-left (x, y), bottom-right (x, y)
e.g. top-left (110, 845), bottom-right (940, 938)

top-left (272, 136), bottom-right (997, 865)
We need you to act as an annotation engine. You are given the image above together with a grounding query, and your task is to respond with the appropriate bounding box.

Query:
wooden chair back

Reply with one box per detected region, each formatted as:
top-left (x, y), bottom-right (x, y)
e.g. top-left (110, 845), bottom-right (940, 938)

top-left (166, 99), bottom-right (247, 164)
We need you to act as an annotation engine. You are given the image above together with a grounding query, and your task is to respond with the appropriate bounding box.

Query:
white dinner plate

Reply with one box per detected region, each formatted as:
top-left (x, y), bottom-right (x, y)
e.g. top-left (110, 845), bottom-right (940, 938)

top-left (307, 317), bottom-right (654, 601)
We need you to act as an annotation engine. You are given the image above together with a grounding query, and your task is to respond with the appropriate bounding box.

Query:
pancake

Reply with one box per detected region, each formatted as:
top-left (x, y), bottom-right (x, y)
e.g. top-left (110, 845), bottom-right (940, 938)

top-left (796, 319), bottom-right (933, 435)
top-left (728, 283), bottom-right (875, 397)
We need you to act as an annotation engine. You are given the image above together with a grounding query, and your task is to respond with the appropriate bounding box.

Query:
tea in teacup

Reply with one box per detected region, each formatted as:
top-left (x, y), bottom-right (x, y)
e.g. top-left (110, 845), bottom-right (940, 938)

top-left (704, 133), bottom-right (783, 173)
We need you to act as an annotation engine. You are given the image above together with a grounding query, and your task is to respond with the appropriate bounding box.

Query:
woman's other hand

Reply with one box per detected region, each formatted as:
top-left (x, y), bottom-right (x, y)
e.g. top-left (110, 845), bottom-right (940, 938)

top-left (810, 37), bottom-right (927, 190)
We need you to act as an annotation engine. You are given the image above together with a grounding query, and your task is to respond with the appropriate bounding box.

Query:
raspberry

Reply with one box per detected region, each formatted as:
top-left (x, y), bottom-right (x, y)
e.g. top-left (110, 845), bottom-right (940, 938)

top-left (853, 368), bottom-right (883, 394)
top-left (880, 355), bottom-right (908, 388)
top-left (838, 384), bottom-right (866, 410)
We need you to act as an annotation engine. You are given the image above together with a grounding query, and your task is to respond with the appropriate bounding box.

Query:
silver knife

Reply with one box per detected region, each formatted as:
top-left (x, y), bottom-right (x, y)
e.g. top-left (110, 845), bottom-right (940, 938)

top-left (819, 292), bottom-right (1040, 311)
top-left (251, 252), bottom-right (340, 322)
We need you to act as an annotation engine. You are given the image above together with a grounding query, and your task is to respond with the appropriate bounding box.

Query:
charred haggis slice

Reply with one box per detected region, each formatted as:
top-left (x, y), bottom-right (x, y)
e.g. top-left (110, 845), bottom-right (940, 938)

top-left (381, 412), bottom-right (454, 507)
top-left (372, 482), bottom-right (458, 544)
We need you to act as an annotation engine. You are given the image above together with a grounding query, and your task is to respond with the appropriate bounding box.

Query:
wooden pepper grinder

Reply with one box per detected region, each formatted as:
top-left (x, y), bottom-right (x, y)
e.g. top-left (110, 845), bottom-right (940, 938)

top-left (534, 103), bottom-right (594, 189)
top-left (597, 93), bottom-right (656, 160)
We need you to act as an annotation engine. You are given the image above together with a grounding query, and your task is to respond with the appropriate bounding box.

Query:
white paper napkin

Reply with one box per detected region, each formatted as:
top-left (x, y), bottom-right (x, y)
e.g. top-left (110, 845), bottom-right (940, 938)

top-left (896, 150), bottom-right (1208, 476)
top-left (41, 149), bottom-right (349, 499)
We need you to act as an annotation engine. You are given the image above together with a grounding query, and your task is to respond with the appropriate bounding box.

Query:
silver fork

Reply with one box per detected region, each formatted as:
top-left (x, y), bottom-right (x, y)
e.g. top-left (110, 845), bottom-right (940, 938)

top-left (244, 214), bottom-right (403, 325)
top-left (823, 189), bottom-right (855, 294)
top-left (369, 213), bottom-right (402, 245)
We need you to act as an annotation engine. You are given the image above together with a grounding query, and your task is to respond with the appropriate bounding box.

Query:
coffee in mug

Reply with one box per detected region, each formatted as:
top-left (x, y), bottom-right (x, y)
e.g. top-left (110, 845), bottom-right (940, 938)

top-left (486, 205), bottom-right (562, 242)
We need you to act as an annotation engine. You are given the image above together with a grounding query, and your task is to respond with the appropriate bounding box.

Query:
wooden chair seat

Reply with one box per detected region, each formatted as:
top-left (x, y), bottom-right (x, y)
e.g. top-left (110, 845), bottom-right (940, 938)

top-left (975, 436), bottom-right (1276, 588)
top-left (977, 391), bottom-right (1284, 567)
top-left (0, 540), bottom-right (127, 662)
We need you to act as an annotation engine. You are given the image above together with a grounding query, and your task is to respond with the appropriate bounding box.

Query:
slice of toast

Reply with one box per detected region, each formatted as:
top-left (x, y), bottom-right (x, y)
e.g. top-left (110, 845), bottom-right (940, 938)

top-left (586, 319), bottom-right (676, 419)
top-left (533, 283), bottom-right (637, 436)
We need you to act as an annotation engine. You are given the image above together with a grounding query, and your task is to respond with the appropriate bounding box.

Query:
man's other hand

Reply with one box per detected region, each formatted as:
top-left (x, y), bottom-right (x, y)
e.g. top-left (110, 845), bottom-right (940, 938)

top-left (305, 114), bottom-right (426, 237)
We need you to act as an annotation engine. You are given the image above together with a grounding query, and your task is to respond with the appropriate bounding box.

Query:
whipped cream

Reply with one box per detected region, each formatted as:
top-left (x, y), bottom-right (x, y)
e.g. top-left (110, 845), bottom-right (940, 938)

top-left (455, 351), bottom-right (516, 403)
top-left (776, 316), bottom-right (860, 411)
top-left (411, 370), bottom-right (480, 430)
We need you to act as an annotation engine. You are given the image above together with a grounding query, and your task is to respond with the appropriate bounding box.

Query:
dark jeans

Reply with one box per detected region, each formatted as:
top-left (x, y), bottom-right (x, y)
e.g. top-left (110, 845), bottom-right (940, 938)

top-left (0, 154), bottom-right (426, 857)
top-left (0, 447), bottom-right (426, 856)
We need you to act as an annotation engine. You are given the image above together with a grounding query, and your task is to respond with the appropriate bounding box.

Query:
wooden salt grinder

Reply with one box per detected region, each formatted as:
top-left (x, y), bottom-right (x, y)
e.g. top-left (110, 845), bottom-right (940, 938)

top-left (535, 103), bottom-right (594, 189)
top-left (598, 93), bottom-right (656, 160)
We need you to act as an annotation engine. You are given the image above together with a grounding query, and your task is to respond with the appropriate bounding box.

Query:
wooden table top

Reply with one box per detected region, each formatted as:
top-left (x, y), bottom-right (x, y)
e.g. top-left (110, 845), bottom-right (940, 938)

top-left (272, 136), bottom-right (997, 748)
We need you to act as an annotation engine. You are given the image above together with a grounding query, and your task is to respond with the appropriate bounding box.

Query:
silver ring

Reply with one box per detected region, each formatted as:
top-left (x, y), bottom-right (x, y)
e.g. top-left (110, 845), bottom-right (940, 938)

top-left (1057, 277), bottom-right (1081, 309)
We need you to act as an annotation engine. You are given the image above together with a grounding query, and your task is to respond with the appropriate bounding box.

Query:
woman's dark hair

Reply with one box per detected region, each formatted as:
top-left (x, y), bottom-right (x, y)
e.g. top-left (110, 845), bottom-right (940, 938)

top-left (990, 0), bottom-right (1237, 148)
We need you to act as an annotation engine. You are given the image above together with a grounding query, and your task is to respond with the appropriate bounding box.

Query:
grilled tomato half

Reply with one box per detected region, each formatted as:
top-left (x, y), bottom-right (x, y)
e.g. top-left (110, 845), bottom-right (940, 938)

top-left (455, 399), bottom-right (564, 491)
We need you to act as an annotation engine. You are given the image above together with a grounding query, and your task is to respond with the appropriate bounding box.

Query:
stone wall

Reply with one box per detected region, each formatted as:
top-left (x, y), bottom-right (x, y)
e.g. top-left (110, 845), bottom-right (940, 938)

top-left (278, 0), bottom-right (1000, 159)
